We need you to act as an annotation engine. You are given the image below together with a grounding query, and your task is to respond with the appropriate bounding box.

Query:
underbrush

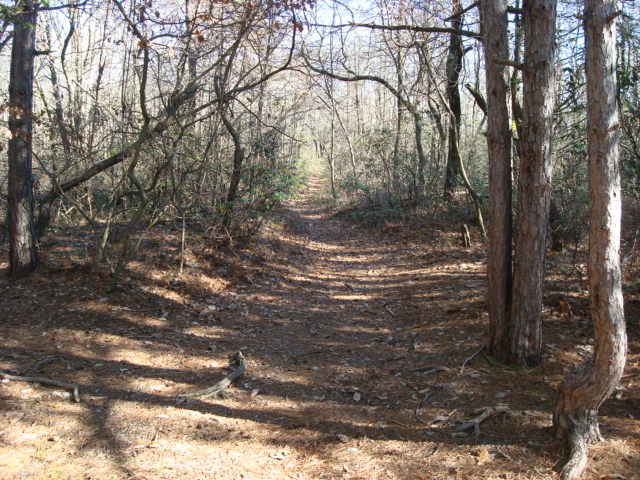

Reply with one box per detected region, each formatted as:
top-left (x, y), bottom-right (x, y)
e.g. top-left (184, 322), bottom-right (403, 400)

top-left (334, 200), bottom-right (408, 228)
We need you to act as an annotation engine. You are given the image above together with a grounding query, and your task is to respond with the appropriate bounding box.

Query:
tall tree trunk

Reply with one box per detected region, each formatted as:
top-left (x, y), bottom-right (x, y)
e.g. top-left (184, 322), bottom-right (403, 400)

top-left (8, 1), bottom-right (38, 278)
top-left (553, 1), bottom-right (627, 478)
top-left (480, 0), bottom-right (513, 360)
top-left (443, 0), bottom-right (463, 200)
top-left (414, 112), bottom-right (426, 194)
top-left (508, 0), bottom-right (557, 366)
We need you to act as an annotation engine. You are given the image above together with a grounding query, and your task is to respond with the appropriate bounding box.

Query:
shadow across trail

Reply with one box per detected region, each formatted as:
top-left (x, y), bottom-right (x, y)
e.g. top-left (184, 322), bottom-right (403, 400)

top-left (2, 174), bottom-right (638, 479)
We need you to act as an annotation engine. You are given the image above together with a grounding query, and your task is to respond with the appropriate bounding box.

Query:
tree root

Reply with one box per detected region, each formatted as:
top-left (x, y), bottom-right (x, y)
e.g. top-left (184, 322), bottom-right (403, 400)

top-left (459, 346), bottom-right (485, 375)
top-left (449, 405), bottom-right (511, 437)
top-left (414, 391), bottom-right (432, 425)
top-left (0, 370), bottom-right (80, 402)
top-left (181, 352), bottom-right (245, 400)
top-left (556, 410), bottom-right (602, 480)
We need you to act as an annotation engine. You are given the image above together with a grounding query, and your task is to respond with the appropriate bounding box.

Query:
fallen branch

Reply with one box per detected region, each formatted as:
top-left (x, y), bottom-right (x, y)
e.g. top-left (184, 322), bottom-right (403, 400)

top-left (402, 365), bottom-right (450, 376)
top-left (449, 405), bottom-right (512, 437)
top-left (292, 350), bottom-right (326, 363)
top-left (27, 356), bottom-right (65, 374)
top-left (414, 391), bottom-right (432, 425)
top-left (459, 346), bottom-right (486, 375)
top-left (181, 352), bottom-right (245, 400)
top-left (0, 370), bottom-right (80, 402)
top-left (344, 282), bottom-right (358, 292)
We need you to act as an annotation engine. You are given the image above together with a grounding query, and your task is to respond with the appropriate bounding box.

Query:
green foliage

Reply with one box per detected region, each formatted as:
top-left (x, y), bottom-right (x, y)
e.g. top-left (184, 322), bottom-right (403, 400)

top-left (335, 197), bottom-right (407, 228)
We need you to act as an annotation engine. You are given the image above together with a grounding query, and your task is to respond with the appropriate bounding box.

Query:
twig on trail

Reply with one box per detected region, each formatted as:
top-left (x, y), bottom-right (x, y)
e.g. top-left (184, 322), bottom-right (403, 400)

top-left (344, 282), bottom-right (358, 292)
top-left (378, 355), bottom-right (406, 363)
top-left (27, 356), bottom-right (65, 374)
top-left (181, 352), bottom-right (245, 400)
top-left (404, 321), bottom-right (431, 331)
top-left (414, 391), bottom-right (432, 425)
top-left (384, 303), bottom-right (397, 316)
top-left (449, 405), bottom-right (512, 437)
top-left (292, 350), bottom-right (326, 362)
top-left (459, 346), bottom-right (486, 375)
top-left (403, 365), bottom-right (450, 376)
top-left (389, 419), bottom-right (409, 427)
top-left (120, 306), bottom-right (163, 313)
top-left (425, 444), bottom-right (439, 457)
top-left (0, 370), bottom-right (80, 402)
top-left (375, 401), bottom-right (392, 422)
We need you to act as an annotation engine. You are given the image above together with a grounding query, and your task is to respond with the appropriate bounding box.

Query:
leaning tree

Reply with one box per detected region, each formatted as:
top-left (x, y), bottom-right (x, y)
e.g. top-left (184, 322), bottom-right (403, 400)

top-left (553, 0), bottom-right (627, 478)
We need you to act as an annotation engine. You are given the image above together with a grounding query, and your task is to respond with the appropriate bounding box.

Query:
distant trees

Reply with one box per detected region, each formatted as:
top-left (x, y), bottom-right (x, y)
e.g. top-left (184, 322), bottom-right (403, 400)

top-left (3, 0), bottom-right (311, 285)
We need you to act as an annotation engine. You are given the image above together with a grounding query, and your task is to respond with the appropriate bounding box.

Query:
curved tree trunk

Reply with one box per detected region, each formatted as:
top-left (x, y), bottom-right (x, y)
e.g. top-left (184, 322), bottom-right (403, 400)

top-left (553, 1), bottom-right (627, 478)
top-left (8, 2), bottom-right (38, 278)
top-left (221, 108), bottom-right (245, 227)
top-left (480, 0), bottom-right (513, 360)
top-left (508, 0), bottom-right (557, 367)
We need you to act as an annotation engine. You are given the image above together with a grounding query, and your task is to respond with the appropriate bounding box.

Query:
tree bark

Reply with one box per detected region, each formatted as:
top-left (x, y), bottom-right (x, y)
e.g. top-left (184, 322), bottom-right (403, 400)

top-left (480, 0), bottom-right (513, 360)
top-left (443, 0), bottom-right (463, 200)
top-left (8, 1), bottom-right (38, 278)
top-left (509, 0), bottom-right (557, 367)
top-left (221, 108), bottom-right (245, 227)
top-left (553, 1), bottom-right (627, 478)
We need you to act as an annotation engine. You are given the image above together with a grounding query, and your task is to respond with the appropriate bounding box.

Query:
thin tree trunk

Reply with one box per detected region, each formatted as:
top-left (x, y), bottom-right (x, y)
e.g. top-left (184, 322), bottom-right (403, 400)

top-left (443, 0), bottom-right (463, 200)
top-left (509, 0), bottom-right (557, 367)
top-left (553, 1), bottom-right (627, 478)
top-left (221, 108), bottom-right (245, 226)
top-left (8, 1), bottom-right (38, 278)
top-left (480, 0), bottom-right (513, 360)
top-left (415, 112), bottom-right (426, 193)
top-left (510, 0), bottom-right (524, 155)
top-left (334, 107), bottom-right (358, 185)
top-left (328, 101), bottom-right (336, 198)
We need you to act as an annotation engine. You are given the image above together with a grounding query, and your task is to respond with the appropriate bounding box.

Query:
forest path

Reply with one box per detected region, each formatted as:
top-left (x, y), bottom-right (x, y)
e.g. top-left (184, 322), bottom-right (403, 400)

top-left (2, 173), bottom-right (613, 480)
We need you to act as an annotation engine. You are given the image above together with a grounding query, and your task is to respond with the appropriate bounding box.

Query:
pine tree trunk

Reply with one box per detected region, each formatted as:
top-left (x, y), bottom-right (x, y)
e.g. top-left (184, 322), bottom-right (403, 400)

top-left (553, 1), bottom-right (627, 478)
top-left (8, 2), bottom-right (38, 278)
top-left (509, 0), bottom-right (557, 366)
top-left (480, 0), bottom-right (513, 360)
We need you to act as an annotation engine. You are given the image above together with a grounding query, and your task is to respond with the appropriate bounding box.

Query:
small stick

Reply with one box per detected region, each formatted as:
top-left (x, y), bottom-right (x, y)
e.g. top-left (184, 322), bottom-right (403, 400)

top-left (375, 401), bottom-right (392, 422)
top-left (120, 306), bottom-right (163, 313)
top-left (414, 391), bottom-right (432, 425)
top-left (292, 350), bottom-right (326, 362)
top-left (384, 304), bottom-right (397, 316)
top-left (0, 371), bottom-right (80, 402)
top-left (403, 365), bottom-right (450, 374)
top-left (27, 356), bottom-right (64, 374)
top-left (459, 346), bottom-right (486, 375)
top-left (181, 352), bottom-right (245, 400)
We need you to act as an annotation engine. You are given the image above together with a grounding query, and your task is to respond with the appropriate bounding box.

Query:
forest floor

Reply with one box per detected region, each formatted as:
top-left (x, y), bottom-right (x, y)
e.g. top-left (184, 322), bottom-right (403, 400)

top-left (1, 174), bottom-right (639, 480)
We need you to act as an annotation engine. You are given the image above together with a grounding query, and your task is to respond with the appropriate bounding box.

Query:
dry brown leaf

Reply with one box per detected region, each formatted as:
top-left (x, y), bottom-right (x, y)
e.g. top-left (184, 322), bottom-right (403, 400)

top-left (476, 446), bottom-right (490, 465)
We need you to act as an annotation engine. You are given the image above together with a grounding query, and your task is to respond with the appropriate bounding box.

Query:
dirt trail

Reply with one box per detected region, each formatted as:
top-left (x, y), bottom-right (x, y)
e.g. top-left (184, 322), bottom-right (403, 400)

top-left (1, 174), bottom-right (638, 480)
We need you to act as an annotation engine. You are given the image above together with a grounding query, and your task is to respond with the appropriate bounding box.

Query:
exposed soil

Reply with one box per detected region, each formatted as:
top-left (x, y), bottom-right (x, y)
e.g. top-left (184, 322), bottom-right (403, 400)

top-left (1, 175), bottom-right (639, 480)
